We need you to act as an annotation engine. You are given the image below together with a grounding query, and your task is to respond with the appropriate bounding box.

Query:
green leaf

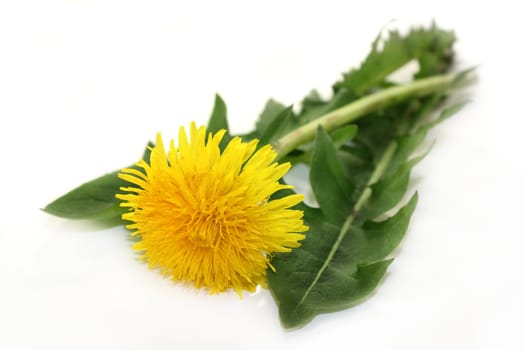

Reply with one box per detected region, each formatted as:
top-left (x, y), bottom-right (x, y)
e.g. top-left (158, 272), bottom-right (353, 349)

top-left (384, 128), bottom-right (427, 177)
top-left (278, 259), bottom-right (393, 328)
top-left (359, 193), bottom-right (418, 262)
top-left (298, 89), bottom-right (357, 125)
top-left (330, 124), bottom-right (358, 149)
top-left (43, 144), bottom-right (152, 222)
top-left (335, 24), bottom-right (456, 94)
top-left (366, 163), bottom-right (411, 219)
top-left (365, 142), bottom-right (430, 222)
top-left (43, 171), bottom-right (128, 220)
top-left (207, 94), bottom-right (232, 150)
top-left (255, 98), bottom-right (287, 137)
top-left (268, 194), bottom-right (418, 329)
top-left (207, 93), bottom-right (229, 134)
top-left (310, 127), bottom-right (354, 224)
top-left (258, 106), bottom-right (295, 145)
top-left (425, 100), bottom-right (469, 129)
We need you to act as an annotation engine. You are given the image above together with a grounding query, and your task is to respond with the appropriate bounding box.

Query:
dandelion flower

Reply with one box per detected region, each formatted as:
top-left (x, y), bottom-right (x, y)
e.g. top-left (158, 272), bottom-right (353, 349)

top-left (117, 122), bottom-right (307, 295)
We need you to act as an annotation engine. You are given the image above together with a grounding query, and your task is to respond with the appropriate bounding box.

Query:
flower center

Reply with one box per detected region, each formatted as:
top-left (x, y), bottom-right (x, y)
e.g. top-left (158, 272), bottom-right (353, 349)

top-left (187, 212), bottom-right (223, 248)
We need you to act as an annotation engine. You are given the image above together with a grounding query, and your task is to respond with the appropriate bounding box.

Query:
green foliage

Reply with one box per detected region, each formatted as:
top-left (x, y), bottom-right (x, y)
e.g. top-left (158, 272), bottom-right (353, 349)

top-left (207, 94), bottom-right (229, 134)
top-left (330, 124), bottom-right (358, 149)
top-left (268, 125), bottom-right (422, 328)
top-left (270, 191), bottom-right (417, 328)
top-left (207, 94), bottom-right (232, 150)
top-left (258, 106), bottom-right (295, 145)
top-left (255, 99), bottom-right (287, 137)
top-left (266, 24), bottom-right (469, 328)
top-left (43, 144), bottom-right (152, 223)
top-left (43, 171), bottom-right (128, 221)
top-left (334, 23), bottom-right (455, 94)
top-left (310, 127), bottom-right (355, 224)
top-left (245, 24), bottom-right (457, 167)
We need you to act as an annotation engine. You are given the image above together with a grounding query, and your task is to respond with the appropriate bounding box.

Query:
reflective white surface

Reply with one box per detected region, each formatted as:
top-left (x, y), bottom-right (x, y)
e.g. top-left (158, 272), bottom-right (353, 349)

top-left (1, 1), bottom-right (524, 349)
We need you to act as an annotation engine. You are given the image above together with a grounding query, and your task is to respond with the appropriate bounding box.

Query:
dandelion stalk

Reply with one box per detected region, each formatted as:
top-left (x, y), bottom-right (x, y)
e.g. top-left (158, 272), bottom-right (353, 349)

top-left (273, 73), bottom-right (460, 160)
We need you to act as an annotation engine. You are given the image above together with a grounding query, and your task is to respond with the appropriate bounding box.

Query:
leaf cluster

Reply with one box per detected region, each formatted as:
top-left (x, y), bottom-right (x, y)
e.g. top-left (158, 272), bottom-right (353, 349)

top-left (246, 24), bottom-right (464, 329)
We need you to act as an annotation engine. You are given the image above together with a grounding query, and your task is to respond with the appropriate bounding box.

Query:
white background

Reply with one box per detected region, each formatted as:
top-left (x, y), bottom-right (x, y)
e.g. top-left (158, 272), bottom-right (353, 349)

top-left (1, 1), bottom-right (524, 349)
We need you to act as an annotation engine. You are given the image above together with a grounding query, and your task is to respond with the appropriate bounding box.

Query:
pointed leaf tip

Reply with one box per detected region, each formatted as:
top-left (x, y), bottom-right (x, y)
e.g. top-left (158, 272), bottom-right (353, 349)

top-left (207, 93), bottom-right (229, 134)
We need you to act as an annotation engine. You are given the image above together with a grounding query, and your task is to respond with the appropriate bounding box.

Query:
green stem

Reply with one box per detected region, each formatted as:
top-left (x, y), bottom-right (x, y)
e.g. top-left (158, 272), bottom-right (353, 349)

top-left (273, 73), bottom-right (459, 160)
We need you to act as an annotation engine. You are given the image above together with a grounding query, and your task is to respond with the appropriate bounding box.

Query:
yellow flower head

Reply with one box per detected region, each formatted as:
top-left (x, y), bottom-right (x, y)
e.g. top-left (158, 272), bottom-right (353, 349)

top-left (117, 122), bottom-right (307, 295)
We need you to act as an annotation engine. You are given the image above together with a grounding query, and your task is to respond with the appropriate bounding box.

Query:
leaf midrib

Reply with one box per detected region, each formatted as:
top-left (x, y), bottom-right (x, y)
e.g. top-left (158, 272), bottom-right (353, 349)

top-left (296, 142), bottom-right (398, 307)
top-left (297, 213), bottom-right (356, 305)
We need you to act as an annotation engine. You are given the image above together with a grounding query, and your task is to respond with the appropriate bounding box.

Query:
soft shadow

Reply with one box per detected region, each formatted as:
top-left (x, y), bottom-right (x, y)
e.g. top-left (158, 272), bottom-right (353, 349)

top-left (39, 209), bottom-right (127, 233)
